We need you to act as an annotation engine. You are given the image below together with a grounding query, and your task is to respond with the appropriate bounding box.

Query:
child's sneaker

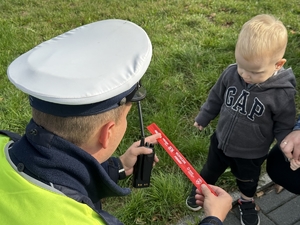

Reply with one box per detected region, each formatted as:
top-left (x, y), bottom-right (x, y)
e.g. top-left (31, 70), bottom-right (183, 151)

top-left (186, 195), bottom-right (202, 211)
top-left (186, 187), bottom-right (202, 211)
top-left (238, 198), bottom-right (260, 225)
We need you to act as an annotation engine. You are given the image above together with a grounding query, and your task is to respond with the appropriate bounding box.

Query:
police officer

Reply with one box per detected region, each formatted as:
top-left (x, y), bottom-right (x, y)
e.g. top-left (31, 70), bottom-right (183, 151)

top-left (0, 19), bottom-right (231, 225)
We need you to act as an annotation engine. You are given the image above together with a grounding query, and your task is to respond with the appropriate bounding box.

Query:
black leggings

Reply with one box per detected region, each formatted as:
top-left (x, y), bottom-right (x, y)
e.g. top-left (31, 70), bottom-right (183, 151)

top-left (267, 144), bottom-right (300, 194)
top-left (192, 132), bottom-right (266, 197)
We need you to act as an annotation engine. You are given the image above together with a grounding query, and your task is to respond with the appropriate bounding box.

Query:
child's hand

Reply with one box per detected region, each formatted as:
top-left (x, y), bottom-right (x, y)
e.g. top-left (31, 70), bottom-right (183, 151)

top-left (193, 122), bottom-right (203, 131)
top-left (290, 158), bottom-right (300, 171)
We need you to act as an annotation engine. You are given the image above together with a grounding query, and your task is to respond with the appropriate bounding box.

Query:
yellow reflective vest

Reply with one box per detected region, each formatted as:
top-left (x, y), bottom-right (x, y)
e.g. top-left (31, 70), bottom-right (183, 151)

top-left (0, 135), bottom-right (106, 225)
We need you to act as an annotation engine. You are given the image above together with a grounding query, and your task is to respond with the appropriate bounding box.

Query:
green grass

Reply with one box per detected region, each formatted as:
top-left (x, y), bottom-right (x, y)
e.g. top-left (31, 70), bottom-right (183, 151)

top-left (1, 0), bottom-right (300, 224)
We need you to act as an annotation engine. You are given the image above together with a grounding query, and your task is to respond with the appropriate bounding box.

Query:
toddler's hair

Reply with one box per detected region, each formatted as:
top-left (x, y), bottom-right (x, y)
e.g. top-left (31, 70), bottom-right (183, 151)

top-left (236, 14), bottom-right (288, 61)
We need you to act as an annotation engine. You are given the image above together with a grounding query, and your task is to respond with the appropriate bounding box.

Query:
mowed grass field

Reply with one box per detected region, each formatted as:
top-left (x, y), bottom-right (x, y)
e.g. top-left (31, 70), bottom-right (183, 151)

top-left (0, 1), bottom-right (299, 224)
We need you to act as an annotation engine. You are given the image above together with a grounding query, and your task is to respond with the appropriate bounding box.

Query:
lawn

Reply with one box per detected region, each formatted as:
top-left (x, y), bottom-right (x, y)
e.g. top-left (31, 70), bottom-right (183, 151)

top-left (1, 0), bottom-right (300, 224)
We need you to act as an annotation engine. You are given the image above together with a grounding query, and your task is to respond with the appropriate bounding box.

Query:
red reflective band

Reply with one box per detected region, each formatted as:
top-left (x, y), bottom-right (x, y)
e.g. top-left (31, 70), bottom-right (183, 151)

top-left (147, 123), bottom-right (217, 196)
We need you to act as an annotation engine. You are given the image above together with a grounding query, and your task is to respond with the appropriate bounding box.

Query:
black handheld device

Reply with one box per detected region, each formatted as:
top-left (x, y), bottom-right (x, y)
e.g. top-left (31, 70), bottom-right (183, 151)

top-left (132, 101), bottom-right (155, 188)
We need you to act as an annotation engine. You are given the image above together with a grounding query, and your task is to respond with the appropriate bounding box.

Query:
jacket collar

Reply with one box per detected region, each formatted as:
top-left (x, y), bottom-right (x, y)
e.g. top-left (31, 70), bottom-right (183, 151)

top-left (9, 119), bottom-right (130, 203)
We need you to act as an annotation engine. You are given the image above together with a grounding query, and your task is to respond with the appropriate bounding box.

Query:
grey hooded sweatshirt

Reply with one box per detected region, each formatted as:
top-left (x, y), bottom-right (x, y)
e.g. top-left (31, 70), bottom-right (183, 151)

top-left (195, 63), bottom-right (296, 159)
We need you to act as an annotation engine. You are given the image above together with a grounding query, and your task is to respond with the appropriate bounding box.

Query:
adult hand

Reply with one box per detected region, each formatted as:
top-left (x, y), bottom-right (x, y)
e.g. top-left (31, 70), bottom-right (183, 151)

top-left (193, 122), bottom-right (204, 131)
top-left (118, 133), bottom-right (161, 176)
top-left (280, 130), bottom-right (300, 161)
top-left (290, 158), bottom-right (300, 171)
top-left (195, 184), bottom-right (232, 222)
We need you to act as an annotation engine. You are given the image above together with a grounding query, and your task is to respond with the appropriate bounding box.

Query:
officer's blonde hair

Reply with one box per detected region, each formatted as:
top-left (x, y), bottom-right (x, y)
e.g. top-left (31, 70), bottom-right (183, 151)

top-left (235, 14), bottom-right (288, 62)
top-left (32, 104), bottom-right (127, 146)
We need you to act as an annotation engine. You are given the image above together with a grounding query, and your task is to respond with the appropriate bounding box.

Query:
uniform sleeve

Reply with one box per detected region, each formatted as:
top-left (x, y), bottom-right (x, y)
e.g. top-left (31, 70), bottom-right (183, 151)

top-left (101, 157), bottom-right (120, 183)
top-left (293, 115), bottom-right (300, 131)
top-left (198, 216), bottom-right (223, 225)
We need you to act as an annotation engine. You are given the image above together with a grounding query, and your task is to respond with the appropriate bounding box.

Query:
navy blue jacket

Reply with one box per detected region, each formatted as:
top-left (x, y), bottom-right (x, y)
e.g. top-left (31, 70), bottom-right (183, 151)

top-left (6, 120), bottom-right (223, 225)
top-left (8, 119), bottom-right (129, 224)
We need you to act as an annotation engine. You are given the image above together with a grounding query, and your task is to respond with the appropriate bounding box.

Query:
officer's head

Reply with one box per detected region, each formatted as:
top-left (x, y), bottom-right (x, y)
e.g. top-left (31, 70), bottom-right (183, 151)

top-left (7, 19), bottom-right (152, 155)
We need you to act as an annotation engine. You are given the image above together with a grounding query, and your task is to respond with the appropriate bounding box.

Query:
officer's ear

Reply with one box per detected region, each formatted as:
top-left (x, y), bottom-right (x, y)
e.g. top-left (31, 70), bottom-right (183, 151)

top-left (98, 121), bottom-right (115, 149)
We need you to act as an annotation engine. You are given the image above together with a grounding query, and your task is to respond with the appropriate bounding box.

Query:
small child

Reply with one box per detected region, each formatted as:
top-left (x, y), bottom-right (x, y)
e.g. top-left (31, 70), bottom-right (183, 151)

top-left (186, 14), bottom-right (296, 225)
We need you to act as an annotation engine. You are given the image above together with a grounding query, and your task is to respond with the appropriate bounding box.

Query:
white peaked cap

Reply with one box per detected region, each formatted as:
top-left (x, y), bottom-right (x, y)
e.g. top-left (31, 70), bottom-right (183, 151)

top-left (7, 19), bottom-right (152, 116)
